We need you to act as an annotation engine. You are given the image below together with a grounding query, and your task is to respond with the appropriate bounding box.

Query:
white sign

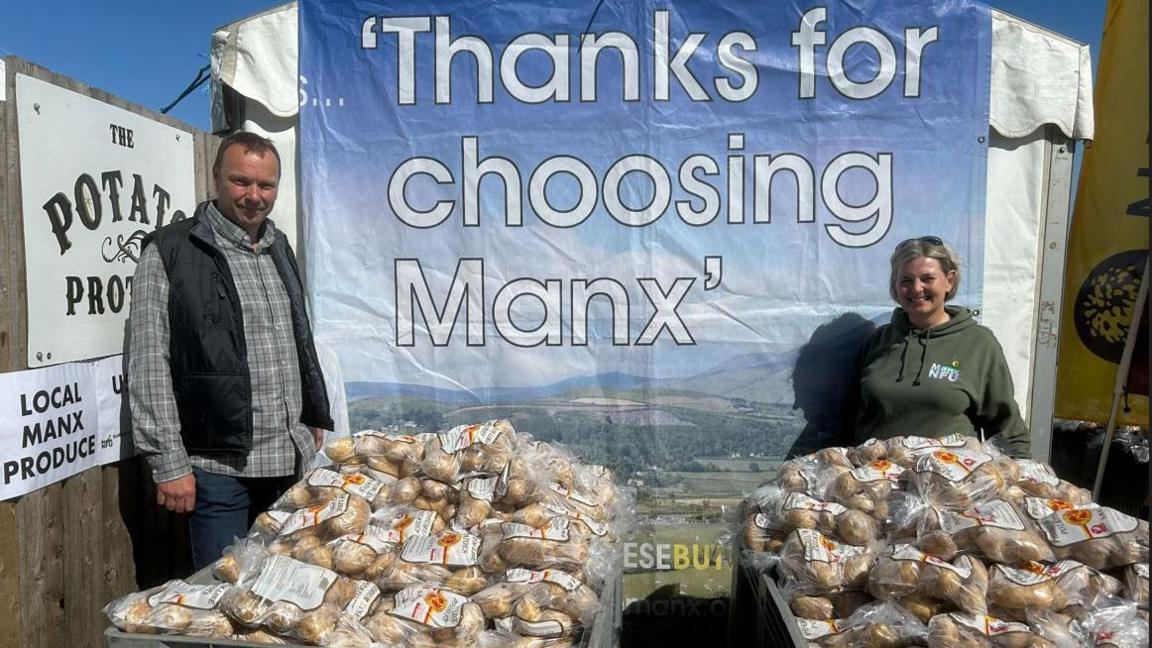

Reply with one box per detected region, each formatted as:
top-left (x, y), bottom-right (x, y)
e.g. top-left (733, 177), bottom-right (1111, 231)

top-left (0, 356), bottom-right (134, 500)
top-left (94, 355), bottom-right (132, 464)
top-left (17, 74), bottom-right (196, 366)
top-left (0, 361), bottom-right (100, 499)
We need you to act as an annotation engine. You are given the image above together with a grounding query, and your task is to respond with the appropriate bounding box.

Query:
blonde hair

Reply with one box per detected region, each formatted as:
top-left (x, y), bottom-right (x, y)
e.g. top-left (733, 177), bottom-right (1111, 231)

top-left (889, 238), bottom-right (961, 303)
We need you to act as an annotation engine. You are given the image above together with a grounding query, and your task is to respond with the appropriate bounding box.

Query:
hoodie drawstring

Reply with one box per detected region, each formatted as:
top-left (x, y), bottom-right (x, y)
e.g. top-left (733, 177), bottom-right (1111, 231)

top-left (895, 334), bottom-right (911, 382)
top-left (912, 329), bottom-right (931, 385)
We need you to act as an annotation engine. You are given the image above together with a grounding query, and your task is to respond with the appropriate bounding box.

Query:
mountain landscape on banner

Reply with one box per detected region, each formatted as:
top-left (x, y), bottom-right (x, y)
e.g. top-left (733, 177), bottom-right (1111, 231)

top-left (346, 350), bottom-right (796, 404)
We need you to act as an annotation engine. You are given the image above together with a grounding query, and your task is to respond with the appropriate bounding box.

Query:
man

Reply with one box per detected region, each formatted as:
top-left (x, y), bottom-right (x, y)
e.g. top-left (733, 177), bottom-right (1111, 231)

top-left (129, 132), bottom-right (333, 569)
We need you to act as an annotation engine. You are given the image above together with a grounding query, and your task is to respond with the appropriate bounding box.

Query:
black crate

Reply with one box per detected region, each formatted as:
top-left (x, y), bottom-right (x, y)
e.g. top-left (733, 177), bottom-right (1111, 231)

top-left (727, 551), bottom-right (805, 648)
top-left (1050, 425), bottom-right (1150, 519)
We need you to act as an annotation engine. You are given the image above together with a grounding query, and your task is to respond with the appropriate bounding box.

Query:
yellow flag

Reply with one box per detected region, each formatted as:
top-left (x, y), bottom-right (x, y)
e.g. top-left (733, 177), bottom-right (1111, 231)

top-left (1055, 0), bottom-right (1149, 423)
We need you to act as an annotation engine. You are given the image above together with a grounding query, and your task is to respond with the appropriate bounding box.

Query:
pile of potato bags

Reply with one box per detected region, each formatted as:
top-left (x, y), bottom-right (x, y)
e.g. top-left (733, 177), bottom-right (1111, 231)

top-left (106, 420), bottom-right (632, 647)
top-left (737, 434), bottom-right (1150, 648)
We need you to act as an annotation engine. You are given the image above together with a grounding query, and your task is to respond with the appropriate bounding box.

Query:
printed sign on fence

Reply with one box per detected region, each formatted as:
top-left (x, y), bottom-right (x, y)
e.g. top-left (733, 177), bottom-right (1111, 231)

top-left (0, 356), bottom-right (133, 500)
top-left (17, 74), bottom-right (196, 367)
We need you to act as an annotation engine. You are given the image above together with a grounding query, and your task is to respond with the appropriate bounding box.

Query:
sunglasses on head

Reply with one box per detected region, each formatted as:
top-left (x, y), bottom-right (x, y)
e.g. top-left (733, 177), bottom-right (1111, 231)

top-left (896, 235), bottom-right (944, 249)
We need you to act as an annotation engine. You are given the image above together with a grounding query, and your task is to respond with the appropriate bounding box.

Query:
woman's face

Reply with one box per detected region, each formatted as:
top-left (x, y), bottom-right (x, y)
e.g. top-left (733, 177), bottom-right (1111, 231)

top-left (895, 256), bottom-right (955, 327)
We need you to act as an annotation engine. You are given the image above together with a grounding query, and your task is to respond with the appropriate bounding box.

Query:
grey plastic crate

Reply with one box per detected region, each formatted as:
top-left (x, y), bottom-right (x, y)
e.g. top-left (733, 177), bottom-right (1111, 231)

top-left (104, 567), bottom-right (622, 648)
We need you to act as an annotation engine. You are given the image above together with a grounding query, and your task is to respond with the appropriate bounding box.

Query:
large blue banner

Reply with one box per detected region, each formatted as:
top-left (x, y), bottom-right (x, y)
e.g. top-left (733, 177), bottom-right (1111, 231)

top-left (300, 0), bottom-right (990, 582)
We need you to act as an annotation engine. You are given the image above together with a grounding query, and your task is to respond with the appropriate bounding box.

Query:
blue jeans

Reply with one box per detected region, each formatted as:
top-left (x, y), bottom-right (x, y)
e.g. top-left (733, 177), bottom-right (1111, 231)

top-left (189, 468), bottom-right (296, 570)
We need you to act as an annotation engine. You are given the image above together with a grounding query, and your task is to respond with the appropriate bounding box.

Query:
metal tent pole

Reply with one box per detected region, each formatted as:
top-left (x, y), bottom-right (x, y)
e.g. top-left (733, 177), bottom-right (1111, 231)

top-left (1092, 256), bottom-right (1150, 501)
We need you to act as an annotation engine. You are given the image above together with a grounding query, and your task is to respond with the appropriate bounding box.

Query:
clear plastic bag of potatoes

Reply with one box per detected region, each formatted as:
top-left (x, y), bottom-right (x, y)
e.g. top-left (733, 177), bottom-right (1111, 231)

top-left (919, 499), bottom-right (1054, 564)
top-left (927, 612), bottom-right (1055, 648)
top-left (366, 584), bottom-right (487, 646)
top-left (831, 459), bottom-right (904, 519)
top-left (1023, 607), bottom-right (1087, 648)
top-left (742, 508), bottom-right (787, 553)
top-left (1031, 505), bottom-right (1149, 570)
top-left (1042, 560), bottom-right (1123, 611)
top-left (493, 517), bottom-right (591, 572)
top-left (213, 537), bottom-right (268, 584)
top-left (370, 504), bottom-right (447, 541)
top-left (326, 530), bottom-right (400, 579)
top-left (883, 491), bottom-right (932, 542)
top-left (276, 491), bottom-right (373, 542)
top-left (423, 420), bottom-right (518, 484)
top-left (918, 553), bottom-right (988, 616)
top-left (835, 599), bottom-right (929, 648)
top-left (218, 553), bottom-right (362, 645)
top-left (104, 580), bottom-right (234, 637)
top-left (885, 434), bottom-right (982, 470)
top-left (776, 491), bottom-right (848, 537)
top-left (324, 430), bottom-right (432, 470)
top-left (867, 544), bottom-right (928, 601)
top-left (779, 529), bottom-right (875, 594)
top-left (846, 438), bottom-right (888, 468)
top-left (869, 544), bottom-right (987, 615)
top-left (277, 467), bottom-right (390, 511)
top-left (986, 562), bottom-right (1070, 615)
top-left (507, 571), bottom-right (601, 623)
top-left (1077, 599), bottom-right (1150, 648)
top-left (795, 617), bottom-right (851, 646)
top-left (785, 588), bottom-right (874, 622)
top-left (910, 447), bottom-right (1008, 509)
top-left (1012, 460), bottom-right (1092, 504)
top-left (1124, 562), bottom-right (1148, 607)
top-left (774, 491), bottom-right (883, 546)
top-left (776, 448), bottom-right (853, 499)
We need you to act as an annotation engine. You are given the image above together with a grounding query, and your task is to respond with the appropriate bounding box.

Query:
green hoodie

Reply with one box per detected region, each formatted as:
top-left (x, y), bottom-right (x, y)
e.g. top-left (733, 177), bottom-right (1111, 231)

top-left (854, 305), bottom-right (1030, 457)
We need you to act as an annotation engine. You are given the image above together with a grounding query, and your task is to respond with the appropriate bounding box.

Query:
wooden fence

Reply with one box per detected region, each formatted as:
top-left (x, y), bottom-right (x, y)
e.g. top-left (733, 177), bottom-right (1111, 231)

top-left (0, 57), bottom-right (219, 648)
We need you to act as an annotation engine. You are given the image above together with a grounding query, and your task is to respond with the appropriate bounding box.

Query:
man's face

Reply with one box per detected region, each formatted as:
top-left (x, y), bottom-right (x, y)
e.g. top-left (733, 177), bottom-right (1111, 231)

top-left (213, 144), bottom-right (280, 238)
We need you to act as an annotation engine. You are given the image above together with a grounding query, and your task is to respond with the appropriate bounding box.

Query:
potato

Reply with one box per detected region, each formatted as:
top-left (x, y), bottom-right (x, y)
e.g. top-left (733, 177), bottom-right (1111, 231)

top-left (331, 535), bottom-right (387, 577)
top-left (444, 566), bottom-right (488, 596)
top-left (922, 555), bottom-right (987, 615)
top-left (147, 605), bottom-right (194, 632)
top-left (420, 439), bottom-right (461, 483)
top-left (987, 563), bottom-right (1066, 613)
top-left (473, 583), bottom-right (521, 618)
top-left (294, 605), bottom-right (340, 644)
top-left (362, 551), bottom-right (398, 580)
top-left (390, 477), bottom-right (422, 504)
top-left (847, 438), bottom-right (887, 466)
top-left (867, 550), bottom-right (922, 600)
top-left (791, 595), bottom-right (834, 620)
top-left (897, 593), bottom-right (941, 623)
top-left (324, 437), bottom-right (357, 464)
top-left (213, 554), bottom-right (241, 584)
top-left (926, 614), bottom-right (987, 648)
top-left (836, 509), bottom-right (881, 545)
top-left (183, 611), bottom-right (234, 638)
top-left (918, 531), bottom-right (959, 561)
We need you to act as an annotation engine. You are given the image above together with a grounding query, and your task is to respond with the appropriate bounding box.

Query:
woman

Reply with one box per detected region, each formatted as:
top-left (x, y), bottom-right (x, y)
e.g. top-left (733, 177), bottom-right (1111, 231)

top-left (854, 236), bottom-right (1030, 457)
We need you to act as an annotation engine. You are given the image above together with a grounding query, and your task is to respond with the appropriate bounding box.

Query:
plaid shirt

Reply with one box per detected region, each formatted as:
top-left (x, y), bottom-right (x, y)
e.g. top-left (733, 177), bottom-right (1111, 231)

top-left (129, 202), bottom-right (316, 482)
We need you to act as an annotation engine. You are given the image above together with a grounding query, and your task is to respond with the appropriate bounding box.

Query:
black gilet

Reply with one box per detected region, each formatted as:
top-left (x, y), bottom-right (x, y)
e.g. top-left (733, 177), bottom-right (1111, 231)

top-left (140, 202), bottom-right (334, 455)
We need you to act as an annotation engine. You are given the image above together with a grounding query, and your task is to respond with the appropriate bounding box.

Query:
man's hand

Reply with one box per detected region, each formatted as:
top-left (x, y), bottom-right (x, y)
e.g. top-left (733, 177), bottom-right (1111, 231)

top-left (156, 473), bottom-right (197, 513)
top-left (311, 427), bottom-right (324, 450)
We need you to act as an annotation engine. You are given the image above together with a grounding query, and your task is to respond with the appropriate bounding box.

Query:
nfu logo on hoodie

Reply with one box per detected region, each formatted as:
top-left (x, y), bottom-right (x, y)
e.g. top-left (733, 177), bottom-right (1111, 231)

top-left (927, 362), bottom-right (961, 383)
